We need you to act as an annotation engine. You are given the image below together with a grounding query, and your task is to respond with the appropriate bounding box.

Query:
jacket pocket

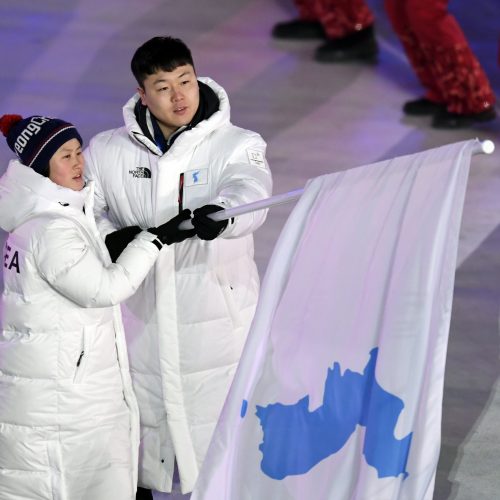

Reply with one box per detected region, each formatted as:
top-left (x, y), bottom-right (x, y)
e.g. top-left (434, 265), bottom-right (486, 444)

top-left (215, 267), bottom-right (241, 330)
top-left (72, 325), bottom-right (95, 383)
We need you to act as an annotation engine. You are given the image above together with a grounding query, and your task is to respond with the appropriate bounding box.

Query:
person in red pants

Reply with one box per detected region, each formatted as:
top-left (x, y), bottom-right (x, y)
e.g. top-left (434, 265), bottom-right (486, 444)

top-left (384, 0), bottom-right (496, 128)
top-left (272, 0), bottom-right (378, 63)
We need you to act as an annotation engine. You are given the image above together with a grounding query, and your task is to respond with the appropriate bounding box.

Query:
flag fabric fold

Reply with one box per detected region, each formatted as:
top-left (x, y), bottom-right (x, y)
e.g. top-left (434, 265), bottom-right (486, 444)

top-left (192, 140), bottom-right (477, 500)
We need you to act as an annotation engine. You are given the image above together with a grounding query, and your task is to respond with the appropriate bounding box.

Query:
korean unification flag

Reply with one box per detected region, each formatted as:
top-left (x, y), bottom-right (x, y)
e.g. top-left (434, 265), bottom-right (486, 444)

top-left (192, 140), bottom-right (478, 500)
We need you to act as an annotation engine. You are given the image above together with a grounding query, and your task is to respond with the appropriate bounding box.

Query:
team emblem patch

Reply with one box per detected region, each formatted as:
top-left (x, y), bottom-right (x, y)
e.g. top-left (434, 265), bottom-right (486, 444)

top-left (246, 148), bottom-right (266, 167)
top-left (185, 168), bottom-right (208, 186)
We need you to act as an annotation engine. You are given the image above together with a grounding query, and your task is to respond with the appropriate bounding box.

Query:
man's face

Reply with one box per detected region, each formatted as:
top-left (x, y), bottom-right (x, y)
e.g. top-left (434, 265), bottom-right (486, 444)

top-left (138, 64), bottom-right (200, 138)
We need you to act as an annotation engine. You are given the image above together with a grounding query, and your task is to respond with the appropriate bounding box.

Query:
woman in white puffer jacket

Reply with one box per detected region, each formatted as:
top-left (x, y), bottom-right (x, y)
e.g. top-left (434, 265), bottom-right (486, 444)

top-left (0, 114), bottom-right (194, 500)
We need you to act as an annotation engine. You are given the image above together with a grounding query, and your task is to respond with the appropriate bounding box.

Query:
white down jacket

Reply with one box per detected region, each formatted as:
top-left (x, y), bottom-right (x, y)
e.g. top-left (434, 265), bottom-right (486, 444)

top-left (0, 161), bottom-right (163, 500)
top-left (84, 77), bottom-right (273, 493)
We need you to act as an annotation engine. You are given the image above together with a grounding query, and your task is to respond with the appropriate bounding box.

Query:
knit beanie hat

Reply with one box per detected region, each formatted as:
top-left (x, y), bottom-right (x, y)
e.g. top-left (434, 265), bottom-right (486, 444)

top-left (0, 114), bottom-right (83, 177)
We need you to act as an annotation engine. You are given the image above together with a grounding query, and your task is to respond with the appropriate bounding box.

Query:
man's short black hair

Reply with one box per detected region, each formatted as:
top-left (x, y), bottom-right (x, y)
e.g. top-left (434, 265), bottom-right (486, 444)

top-left (131, 36), bottom-right (195, 87)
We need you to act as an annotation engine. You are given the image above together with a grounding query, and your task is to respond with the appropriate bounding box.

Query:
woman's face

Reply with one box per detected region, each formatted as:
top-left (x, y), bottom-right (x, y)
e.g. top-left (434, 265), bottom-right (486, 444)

top-left (48, 138), bottom-right (85, 191)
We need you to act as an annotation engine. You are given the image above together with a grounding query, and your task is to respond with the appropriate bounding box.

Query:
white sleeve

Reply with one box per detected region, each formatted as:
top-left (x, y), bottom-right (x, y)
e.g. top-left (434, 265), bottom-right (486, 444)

top-left (35, 219), bottom-right (160, 308)
top-left (212, 133), bottom-right (273, 238)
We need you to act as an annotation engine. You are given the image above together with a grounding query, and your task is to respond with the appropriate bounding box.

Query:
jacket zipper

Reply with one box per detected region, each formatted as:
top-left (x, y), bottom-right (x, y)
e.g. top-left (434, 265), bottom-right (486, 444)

top-left (76, 350), bottom-right (85, 367)
top-left (178, 172), bottom-right (184, 212)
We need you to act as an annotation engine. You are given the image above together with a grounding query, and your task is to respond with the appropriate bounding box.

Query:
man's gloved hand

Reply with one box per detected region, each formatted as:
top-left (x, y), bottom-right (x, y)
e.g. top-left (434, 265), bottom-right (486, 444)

top-left (192, 204), bottom-right (228, 241)
top-left (105, 226), bottom-right (142, 263)
top-left (149, 209), bottom-right (195, 245)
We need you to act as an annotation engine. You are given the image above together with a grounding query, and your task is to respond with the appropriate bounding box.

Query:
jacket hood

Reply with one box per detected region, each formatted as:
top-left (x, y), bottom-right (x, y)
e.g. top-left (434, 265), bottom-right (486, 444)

top-left (122, 77), bottom-right (231, 155)
top-left (0, 159), bottom-right (91, 232)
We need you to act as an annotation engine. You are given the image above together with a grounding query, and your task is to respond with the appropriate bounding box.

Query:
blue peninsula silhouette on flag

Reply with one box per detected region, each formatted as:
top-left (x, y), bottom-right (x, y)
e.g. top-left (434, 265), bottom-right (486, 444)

top-left (253, 348), bottom-right (412, 480)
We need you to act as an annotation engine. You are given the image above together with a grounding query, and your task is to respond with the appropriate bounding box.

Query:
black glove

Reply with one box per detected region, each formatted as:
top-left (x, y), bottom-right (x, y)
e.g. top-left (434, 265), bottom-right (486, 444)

top-left (192, 204), bottom-right (228, 241)
top-left (105, 225), bottom-right (141, 263)
top-left (149, 209), bottom-right (195, 245)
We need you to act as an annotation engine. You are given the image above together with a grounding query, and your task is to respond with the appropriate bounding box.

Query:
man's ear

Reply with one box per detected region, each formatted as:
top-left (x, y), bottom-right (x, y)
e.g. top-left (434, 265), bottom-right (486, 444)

top-left (137, 86), bottom-right (146, 105)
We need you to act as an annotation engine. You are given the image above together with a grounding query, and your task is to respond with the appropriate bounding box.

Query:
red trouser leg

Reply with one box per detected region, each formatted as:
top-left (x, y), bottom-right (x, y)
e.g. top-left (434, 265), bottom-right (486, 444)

top-left (384, 0), bottom-right (443, 103)
top-left (294, 0), bottom-right (321, 21)
top-left (385, 0), bottom-right (495, 114)
top-left (294, 0), bottom-right (374, 38)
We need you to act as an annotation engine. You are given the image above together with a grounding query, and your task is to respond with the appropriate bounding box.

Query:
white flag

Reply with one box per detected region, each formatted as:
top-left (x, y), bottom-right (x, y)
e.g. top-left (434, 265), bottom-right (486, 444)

top-left (192, 140), bottom-right (477, 500)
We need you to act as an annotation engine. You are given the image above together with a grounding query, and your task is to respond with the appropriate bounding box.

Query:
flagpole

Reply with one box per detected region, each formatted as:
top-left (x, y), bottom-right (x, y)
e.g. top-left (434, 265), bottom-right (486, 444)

top-left (473, 139), bottom-right (495, 155)
top-left (179, 140), bottom-right (495, 230)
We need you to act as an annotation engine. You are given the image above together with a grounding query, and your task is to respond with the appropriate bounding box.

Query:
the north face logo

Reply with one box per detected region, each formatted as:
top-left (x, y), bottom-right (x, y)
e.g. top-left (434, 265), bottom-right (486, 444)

top-left (129, 167), bottom-right (151, 178)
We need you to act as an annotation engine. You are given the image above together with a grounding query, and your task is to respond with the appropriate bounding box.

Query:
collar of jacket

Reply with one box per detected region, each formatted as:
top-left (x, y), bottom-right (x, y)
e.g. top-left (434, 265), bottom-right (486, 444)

top-left (0, 159), bottom-right (93, 232)
top-left (123, 76), bottom-right (230, 156)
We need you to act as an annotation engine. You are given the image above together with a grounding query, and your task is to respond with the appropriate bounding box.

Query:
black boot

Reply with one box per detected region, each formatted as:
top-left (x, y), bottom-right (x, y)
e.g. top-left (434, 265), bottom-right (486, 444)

top-left (272, 19), bottom-right (326, 40)
top-left (403, 97), bottom-right (446, 116)
top-left (136, 487), bottom-right (153, 500)
top-left (314, 25), bottom-right (378, 63)
top-left (432, 107), bottom-right (497, 129)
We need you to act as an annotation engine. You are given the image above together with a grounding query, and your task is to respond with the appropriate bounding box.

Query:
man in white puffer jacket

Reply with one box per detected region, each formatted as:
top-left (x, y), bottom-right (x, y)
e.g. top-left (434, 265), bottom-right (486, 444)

top-left (0, 114), bottom-right (194, 500)
top-left (84, 36), bottom-right (273, 497)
